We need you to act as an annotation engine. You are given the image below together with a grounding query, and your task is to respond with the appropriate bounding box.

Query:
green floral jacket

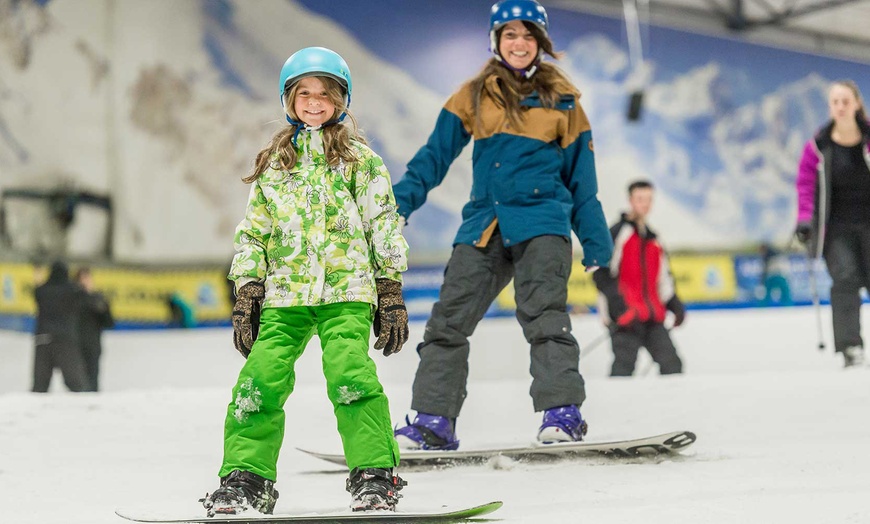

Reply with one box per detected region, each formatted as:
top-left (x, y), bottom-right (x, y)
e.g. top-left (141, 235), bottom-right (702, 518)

top-left (229, 128), bottom-right (409, 308)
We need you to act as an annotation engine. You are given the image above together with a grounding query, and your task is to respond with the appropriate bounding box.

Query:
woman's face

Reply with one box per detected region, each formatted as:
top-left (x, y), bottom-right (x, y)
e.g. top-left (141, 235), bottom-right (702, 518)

top-left (498, 20), bottom-right (538, 71)
top-left (828, 83), bottom-right (861, 124)
top-left (292, 76), bottom-right (336, 127)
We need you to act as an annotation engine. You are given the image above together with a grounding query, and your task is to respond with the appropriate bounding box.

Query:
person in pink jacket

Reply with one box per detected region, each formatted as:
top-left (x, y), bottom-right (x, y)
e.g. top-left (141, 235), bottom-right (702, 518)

top-left (795, 79), bottom-right (870, 367)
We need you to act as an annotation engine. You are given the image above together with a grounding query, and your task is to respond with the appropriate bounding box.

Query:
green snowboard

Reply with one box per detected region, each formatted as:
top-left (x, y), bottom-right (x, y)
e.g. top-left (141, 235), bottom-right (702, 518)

top-left (115, 501), bottom-right (503, 523)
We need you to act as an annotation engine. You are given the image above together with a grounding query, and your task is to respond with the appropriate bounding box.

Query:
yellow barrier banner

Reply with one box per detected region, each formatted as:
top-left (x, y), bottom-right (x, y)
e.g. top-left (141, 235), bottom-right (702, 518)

top-left (0, 263), bottom-right (38, 314)
top-left (495, 254), bottom-right (736, 311)
top-left (0, 263), bottom-right (232, 323)
top-left (670, 255), bottom-right (737, 302)
top-left (93, 269), bottom-right (232, 323)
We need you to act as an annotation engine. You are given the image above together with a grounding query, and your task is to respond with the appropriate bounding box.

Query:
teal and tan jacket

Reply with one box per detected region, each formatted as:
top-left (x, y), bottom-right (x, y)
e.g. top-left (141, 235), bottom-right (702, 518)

top-left (230, 128), bottom-right (409, 308)
top-left (393, 73), bottom-right (612, 268)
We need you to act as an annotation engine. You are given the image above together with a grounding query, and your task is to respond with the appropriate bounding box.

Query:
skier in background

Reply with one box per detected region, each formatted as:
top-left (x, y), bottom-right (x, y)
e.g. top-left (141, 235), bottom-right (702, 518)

top-left (74, 267), bottom-right (114, 391)
top-left (201, 47), bottom-right (409, 516)
top-left (595, 180), bottom-right (685, 377)
top-left (392, 0), bottom-right (613, 450)
top-left (757, 243), bottom-right (792, 306)
top-left (166, 292), bottom-right (196, 328)
top-left (796, 79), bottom-right (870, 368)
top-left (32, 260), bottom-right (91, 392)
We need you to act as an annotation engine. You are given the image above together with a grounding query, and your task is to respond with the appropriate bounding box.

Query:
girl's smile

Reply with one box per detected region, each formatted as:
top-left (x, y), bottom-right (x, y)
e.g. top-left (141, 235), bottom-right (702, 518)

top-left (293, 76), bottom-right (336, 127)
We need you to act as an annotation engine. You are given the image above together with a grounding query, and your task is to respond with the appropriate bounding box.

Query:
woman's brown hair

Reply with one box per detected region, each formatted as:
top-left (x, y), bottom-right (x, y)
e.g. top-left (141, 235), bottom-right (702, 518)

top-left (244, 76), bottom-right (365, 183)
top-left (831, 79), bottom-right (868, 124)
top-left (467, 22), bottom-right (574, 132)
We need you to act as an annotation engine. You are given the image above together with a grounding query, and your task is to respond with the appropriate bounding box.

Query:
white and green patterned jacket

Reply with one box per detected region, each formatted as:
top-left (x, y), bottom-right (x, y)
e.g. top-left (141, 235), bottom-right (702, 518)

top-left (229, 128), bottom-right (409, 308)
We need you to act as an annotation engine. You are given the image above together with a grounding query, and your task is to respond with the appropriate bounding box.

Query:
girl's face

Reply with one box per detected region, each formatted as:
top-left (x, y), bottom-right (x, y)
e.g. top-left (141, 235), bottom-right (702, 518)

top-left (292, 76), bottom-right (336, 127)
top-left (828, 83), bottom-right (861, 124)
top-left (498, 20), bottom-right (538, 71)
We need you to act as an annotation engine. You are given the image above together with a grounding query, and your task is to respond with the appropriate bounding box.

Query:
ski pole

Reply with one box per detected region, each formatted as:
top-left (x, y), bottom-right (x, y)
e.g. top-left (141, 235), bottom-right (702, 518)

top-left (639, 358), bottom-right (655, 377)
top-left (579, 326), bottom-right (615, 361)
top-left (809, 174), bottom-right (828, 351)
top-left (808, 255), bottom-right (826, 351)
top-left (638, 326), bottom-right (675, 377)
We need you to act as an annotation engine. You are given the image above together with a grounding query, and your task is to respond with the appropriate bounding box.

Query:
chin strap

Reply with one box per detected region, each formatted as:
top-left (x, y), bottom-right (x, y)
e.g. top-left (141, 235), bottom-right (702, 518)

top-left (499, 59), bottom-right (538, 79)
top-left (493, 48), bottom-right (543, 79)
top-left (285, 116), bottom-right (345, 146)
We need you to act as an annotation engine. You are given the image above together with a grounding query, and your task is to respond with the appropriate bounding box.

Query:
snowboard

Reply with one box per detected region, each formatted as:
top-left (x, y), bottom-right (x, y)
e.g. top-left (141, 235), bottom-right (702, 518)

top-left (299, 430), bottom-right (696, 467)
top-left (115, 501), bottom-right (502, 523)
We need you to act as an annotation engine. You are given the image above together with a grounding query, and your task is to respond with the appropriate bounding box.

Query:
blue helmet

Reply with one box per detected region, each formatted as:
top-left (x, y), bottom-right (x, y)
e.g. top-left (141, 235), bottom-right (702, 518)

top-left (488, 0), bottom-right (549, 75)
top-left (278, 47), bottom-right (352, 122)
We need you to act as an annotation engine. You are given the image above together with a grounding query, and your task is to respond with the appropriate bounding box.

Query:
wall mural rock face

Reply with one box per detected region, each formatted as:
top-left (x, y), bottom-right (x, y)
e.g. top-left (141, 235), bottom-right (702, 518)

top-left (1, 0), bottom-right (867, 263)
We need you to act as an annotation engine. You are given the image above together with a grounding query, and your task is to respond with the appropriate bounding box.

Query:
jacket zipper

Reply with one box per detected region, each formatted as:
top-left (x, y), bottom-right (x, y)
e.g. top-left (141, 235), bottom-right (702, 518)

top-left (638, 228), bottom-right (656, 320)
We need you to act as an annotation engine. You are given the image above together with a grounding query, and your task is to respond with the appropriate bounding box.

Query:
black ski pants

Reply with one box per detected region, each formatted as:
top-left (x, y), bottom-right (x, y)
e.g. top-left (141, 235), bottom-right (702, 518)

top-left (610, 321), bottom-right (682, 377)
top-left (32, 337), bottom-right (92, 392)
top-left (410, 232), bottom-right (585, 418)
top-left (823, 222), bottom-right (870, 353)
top-left (80, 343), bottom-right (103, 391)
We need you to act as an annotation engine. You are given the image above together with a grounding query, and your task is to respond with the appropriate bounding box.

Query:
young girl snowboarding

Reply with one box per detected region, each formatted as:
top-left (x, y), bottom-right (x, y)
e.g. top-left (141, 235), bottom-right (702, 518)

top-left (202, 46), bottom-right (410, 516)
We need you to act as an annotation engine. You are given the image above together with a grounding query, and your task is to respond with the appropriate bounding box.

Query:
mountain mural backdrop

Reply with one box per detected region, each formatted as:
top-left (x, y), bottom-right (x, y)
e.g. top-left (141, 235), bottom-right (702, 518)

top-left (1, 0), bottom-right (868, 263)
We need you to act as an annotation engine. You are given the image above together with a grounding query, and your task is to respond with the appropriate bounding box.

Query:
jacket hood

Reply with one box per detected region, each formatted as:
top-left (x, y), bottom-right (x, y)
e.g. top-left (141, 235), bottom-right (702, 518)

top-left (46, 261), bottom-right (69, 284)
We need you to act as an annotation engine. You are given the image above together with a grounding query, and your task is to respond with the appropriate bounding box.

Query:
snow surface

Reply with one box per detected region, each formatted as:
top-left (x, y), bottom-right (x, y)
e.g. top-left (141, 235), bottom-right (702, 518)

top-left (2, 307), bottom-right (870, 523)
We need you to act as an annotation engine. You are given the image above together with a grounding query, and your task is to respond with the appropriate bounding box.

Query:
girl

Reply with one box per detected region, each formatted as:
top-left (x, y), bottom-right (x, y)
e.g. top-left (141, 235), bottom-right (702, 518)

top-left (392, 0), bottom-right (613, 450)
top-left (202, 47), bottom-right (409, 515)
top-left (796, 80), bottom-right (870, 368)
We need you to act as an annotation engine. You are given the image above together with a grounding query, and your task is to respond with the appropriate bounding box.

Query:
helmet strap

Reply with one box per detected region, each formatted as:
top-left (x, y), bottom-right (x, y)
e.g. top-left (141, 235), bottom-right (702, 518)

top-left (495, 50), bottom-right (542, 79)
top-left (285, 115), bottom-right (346, 146)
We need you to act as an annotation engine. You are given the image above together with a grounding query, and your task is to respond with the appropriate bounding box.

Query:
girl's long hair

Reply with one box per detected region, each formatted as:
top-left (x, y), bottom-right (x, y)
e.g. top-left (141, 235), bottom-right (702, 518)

top-left (467, 22), bottom-right (574, 132)
top-left (831, 79), bottom-right (868, 125)
top-left (244, 76), bottom-right (365, 183)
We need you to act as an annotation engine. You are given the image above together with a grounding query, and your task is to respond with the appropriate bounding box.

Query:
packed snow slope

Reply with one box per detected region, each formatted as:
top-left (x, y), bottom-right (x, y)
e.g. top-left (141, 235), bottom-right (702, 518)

top-left (1, 306), bottom-right (868, 523)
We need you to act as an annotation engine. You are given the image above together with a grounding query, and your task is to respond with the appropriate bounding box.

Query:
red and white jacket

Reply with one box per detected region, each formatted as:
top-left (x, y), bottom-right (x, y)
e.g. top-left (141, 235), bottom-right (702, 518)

top-left (598, 213), bottom-right (677, 326)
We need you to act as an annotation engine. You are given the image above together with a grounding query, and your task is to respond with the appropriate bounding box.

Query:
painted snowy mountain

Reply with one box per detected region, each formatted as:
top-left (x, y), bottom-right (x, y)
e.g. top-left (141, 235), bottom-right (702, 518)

top-left (557, 32), bottom-right (833, 249)
top-left (0, 0), bottom-right (856, 261)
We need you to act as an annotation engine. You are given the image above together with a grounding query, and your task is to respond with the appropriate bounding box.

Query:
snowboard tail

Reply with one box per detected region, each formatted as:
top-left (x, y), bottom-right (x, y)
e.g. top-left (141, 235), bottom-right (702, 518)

top-left (115, 501), bottom-right (503, 523)
top-left (299, 430), bottom-right (696, 467)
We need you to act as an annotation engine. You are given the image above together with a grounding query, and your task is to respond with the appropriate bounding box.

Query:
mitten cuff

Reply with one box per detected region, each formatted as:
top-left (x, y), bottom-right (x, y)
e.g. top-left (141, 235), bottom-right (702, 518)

top-left (375, 278), bottom-right (402, 295)
top-left (237, 281), bottom-right (265, 299)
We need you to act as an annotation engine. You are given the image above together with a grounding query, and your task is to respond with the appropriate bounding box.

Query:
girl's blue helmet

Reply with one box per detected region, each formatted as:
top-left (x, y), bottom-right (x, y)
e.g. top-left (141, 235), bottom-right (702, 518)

top-left (488, 0), bottom-right (549, 76)
top-left (278, 47), bottom-right (352, 122)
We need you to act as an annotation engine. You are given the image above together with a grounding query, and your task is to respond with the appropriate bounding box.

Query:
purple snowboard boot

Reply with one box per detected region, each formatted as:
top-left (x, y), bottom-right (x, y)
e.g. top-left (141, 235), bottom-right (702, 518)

top-left (394, 413), bottom-right (460, 450)
top-left (537, 405), bottom-right (588, 444)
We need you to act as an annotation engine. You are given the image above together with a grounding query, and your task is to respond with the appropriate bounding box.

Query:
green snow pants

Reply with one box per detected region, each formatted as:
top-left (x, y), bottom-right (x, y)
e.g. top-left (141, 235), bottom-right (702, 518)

top-left (219, 303), bottom-right (399, 481)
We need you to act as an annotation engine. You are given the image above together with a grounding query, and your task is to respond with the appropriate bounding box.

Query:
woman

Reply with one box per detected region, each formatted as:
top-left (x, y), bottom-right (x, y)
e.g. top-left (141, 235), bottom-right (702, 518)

top-left (392, 0), bottom-right (613, 449)
top-left (796, 79), bottom-right (870, 368)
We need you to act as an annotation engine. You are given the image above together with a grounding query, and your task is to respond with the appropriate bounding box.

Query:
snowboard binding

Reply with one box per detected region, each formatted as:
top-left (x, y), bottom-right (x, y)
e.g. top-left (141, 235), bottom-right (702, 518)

top-left (200, 470), bottom-right (279, 517)
top-left (346, 467), bottom-right (407, 511)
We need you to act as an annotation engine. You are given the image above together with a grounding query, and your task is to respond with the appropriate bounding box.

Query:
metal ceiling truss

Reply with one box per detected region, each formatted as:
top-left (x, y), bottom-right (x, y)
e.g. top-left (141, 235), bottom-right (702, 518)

top-left (550, 0), bottom-right (870, 64)
top-left (708, 0), bottom-right (864, 30)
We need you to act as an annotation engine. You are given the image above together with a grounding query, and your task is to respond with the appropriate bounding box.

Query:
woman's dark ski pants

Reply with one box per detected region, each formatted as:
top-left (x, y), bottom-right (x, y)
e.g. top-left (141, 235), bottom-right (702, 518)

top-left (823, 223), bottom-right (870, 353)
top-left (409, 233), bottom-right (586, 419)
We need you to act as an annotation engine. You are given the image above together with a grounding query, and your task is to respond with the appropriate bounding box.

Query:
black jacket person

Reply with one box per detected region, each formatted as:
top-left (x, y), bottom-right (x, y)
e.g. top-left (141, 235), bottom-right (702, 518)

top-left (76, 267), bottom-right (114, 391)
top-left (32, 261), bottom-right (91, 392)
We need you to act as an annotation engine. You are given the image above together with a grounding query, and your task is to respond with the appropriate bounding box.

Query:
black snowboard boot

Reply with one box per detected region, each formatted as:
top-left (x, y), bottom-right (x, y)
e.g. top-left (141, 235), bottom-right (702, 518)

top-left (346, 467), bottom-right (407, 511)
top-left (200, 470), bottom-right (279, 517)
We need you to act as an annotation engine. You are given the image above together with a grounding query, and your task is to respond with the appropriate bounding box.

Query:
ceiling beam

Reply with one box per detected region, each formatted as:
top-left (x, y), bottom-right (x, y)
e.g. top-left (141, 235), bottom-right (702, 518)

top-left (547, 0), bottom-right (870, 64)
top-left (732, 0), bottom-right (862, 28)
